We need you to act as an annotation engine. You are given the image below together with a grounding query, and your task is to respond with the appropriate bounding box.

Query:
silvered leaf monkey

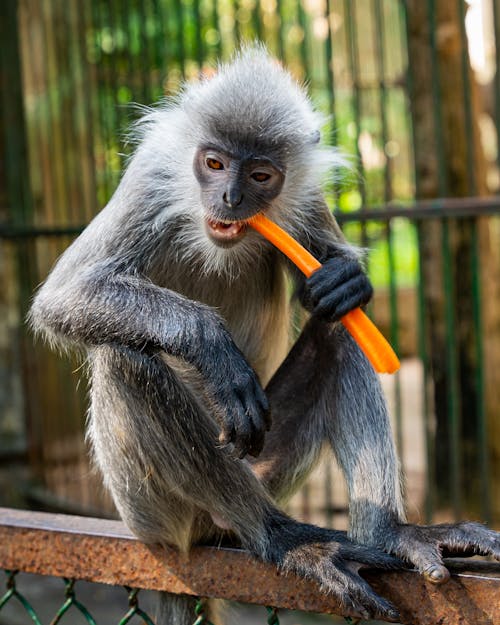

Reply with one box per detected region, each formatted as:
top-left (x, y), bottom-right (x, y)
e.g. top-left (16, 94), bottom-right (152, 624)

top-left (29, 47), bottom-right (500, 624)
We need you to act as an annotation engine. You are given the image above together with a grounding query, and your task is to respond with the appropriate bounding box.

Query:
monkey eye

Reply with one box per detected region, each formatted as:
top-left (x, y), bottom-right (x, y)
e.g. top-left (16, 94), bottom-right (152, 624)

top-left (206, 157), bottom-right (224, 170)
top-left (251, 171), bottom-right (271, 183)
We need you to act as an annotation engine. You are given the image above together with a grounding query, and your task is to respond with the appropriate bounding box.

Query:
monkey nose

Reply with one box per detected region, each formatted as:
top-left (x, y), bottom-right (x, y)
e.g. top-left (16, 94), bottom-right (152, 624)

top-left (223, 191), bottom-right (243, 208)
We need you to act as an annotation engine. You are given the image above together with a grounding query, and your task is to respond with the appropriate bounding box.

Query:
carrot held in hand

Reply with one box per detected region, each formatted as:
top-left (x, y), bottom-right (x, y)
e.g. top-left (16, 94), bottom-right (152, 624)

top-left (249, 213), bottom-right (400, 374)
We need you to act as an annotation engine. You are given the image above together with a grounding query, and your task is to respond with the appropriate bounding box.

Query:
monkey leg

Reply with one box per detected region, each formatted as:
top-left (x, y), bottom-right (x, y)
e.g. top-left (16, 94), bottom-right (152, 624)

top-left (256, 317), bottom-right (500, 584)
top-left (88, 345), bottom-right (400, 622)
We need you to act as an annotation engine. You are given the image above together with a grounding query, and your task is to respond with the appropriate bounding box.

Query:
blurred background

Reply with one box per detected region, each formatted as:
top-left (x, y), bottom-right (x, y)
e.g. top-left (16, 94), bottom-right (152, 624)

top-left (1, 0), bottom-right (499, 561)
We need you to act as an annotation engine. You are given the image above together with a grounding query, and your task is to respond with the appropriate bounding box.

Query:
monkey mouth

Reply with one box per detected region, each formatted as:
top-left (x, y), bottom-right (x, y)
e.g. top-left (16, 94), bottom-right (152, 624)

top-left (205, 217), bottom-right (248, 244)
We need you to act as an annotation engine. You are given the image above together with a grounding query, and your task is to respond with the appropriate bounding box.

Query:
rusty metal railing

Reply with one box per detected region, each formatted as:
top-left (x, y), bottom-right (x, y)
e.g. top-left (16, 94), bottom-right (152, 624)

top-left (0, 507), bottom-right (499, 625)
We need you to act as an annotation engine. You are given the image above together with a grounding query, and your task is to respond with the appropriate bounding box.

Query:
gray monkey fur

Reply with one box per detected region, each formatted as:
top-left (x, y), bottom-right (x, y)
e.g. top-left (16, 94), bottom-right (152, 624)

top-left (30, 47), bottom-right (500, 624)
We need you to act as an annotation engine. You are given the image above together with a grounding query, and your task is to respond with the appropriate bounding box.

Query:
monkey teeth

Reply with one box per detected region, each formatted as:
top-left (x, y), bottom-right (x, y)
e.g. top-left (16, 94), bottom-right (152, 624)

top-left (205, 217), bottom-right (247, 242)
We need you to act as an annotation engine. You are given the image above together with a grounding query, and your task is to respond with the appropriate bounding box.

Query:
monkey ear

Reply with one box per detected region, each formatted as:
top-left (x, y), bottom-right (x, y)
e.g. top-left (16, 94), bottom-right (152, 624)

top-left (309, 130), bottom-right (321, 144)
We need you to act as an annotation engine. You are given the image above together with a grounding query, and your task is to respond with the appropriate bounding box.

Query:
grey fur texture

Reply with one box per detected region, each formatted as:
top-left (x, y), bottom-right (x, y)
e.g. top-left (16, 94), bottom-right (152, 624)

top-left (30, 47), bottom-right (500, 624)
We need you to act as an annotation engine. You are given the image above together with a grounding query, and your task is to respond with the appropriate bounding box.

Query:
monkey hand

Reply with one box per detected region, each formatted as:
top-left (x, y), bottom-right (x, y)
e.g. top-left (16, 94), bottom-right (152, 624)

top-left (372, 521), bottom-right (500, 584)
top-left (186, 315), bottom-right (271, 459)
top-left (298, 256), bottom-right (373, 322)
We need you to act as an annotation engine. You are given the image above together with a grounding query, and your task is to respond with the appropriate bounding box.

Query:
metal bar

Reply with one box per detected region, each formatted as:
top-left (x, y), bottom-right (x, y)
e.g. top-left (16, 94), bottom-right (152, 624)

top-left (173, 0), bottom-right (186, 79)
top-left (193, 0), bottom-right (204, 68)
top-left (345, 0), bottom-right (367, 211)
top-left (297, 0), bottom-right (309, 74)
top-left (324, 0), bottom-right (340, 203)
top-left (276, 0), bottom-right (285, 60)
top-left (75, 0), bottom-right (99, 223)
top-left (2, 196), bottom-right (500, 239)
top-left (416, 220), bottom-right (435, 523)
top-left (471, 222), bottom-right (490, 523)
top-left (399, 0), bottom-right (434, 522)
top-left (457, 0), bottom-right (490, 524)
top-left (493, 0), bottom-right (500, 171)
top-left (372, 0), bottom-right (403, 459)
top-left (427, 0), bottom-right (462, 520)
top-left (211, 0), bottom-right (222, 59)
top-left (252, 0), bottom-right (262, 41)
top-left (0, 508), bottom-right (499, 625)
top-left (442, 218), bottom-right (462, 519)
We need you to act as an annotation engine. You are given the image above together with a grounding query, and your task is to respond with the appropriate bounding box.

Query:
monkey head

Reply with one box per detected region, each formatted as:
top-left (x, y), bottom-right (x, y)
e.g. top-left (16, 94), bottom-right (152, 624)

top-left (183, 46), bottom-right (330, 248)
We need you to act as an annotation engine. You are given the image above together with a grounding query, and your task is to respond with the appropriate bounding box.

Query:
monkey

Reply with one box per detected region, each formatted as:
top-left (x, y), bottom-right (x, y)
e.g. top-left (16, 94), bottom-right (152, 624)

top-left (29, 47), bottom-right (499, 624)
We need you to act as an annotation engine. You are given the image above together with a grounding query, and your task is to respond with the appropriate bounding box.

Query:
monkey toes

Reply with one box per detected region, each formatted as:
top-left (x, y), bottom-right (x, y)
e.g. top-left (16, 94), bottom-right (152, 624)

top-left (381, 521), bottom-right (500, 584)
top-left (264, 520), bottom-right (401, 622)
top-left (277, 541), bottom-right (401, 622)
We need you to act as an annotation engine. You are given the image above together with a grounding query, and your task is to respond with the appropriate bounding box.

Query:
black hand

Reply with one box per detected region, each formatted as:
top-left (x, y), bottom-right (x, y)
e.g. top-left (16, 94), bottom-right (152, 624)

top-left (189, 318), bottom-right (270, 459)
top-left (299, 257), bottom-right (373, 322)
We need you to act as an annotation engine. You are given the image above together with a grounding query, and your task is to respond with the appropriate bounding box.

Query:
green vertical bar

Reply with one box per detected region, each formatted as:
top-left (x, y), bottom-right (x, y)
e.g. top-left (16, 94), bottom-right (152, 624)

top-left (415, 222), bottom-right (435, 521)
top-left (400, 0), bottom-right (433, 522)
top-left (92, 0), bottom-right (113, 201)
top-left (152, 0), bottom-right (168, 87)
top-left (1, 0), bottom-right (38, 485)
top-left (323, 3), bottom-right (336, 521)
top-left (427, 0), bottom-right (462, 519)
top-left (1, 0), bottom-right (34, 228)
top-left (344, 0), bottom-right (369, 267)
top-left (41, 0), bottom-right (67, 221)
top-left (276, 0), bottom-right (285, 60)
top-left (442, 219), bottom-right (462, 519)
top-left (75, 0), bottom-right (98, 221)
top-left (233, 0), bottom-right (241, 45)
top-left (426, 0), bottom-right (447, 194)
top-left (139, 0), bottom-right (156, 103)
top-left (457, 0), bottom-right (490, 523)
top-left (57, 0), bottom-right (84, 224)
top-left (457, 0), bottom-right (475, 191)
top-left (324, 0), bottom-right (337, 148)
top-left (252, 0), bottom-right (263, 41)
top-left (193, 0), bottom-right (204, 67)
top-left (173, 0), bottom-right (186, 78)
top-left (493, 0), bottom-right (500, 171)
top-left (345, 0), bottom-right (365, 206)
top-left (325, 0), bottom-right (344, 211)
top-left (297, 0), bottom-right (309, 73)
top-left (212, 0), bottom-right (222, 58)
top-left (372, 0), bottom-right (403, 458)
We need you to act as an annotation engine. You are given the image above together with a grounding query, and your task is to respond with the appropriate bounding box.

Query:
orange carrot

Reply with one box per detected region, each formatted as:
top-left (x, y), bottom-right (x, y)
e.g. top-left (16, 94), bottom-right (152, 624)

top-left (249, 213), bottom-right (400, 374)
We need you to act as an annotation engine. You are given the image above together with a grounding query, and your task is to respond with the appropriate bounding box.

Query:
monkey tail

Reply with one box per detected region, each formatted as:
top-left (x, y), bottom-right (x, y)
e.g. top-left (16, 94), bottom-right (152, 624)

top-left (155, 592), bottom-right (218, 625)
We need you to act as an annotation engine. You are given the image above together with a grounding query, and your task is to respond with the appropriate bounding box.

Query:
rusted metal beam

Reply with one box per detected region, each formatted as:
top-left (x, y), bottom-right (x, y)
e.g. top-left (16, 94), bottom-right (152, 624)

top-left (0, 507), bottom-right (498, 624)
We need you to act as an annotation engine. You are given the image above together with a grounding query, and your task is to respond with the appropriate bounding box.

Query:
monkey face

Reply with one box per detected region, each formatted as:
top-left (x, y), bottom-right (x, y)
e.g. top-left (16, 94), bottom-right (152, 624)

top-left (193, 145), bottom-right (285, 247)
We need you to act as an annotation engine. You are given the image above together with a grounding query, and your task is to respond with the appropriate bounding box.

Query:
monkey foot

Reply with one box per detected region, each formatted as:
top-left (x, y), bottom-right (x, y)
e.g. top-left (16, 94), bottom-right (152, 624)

top-left (378, 521), bottom-right (500, 584)
top-left (264, 518), bottom-right (402, 622)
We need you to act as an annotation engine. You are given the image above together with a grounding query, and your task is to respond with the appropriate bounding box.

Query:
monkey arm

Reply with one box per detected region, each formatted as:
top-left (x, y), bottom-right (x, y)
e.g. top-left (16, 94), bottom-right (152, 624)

top-left (30, 264), bottom-right (270, 458)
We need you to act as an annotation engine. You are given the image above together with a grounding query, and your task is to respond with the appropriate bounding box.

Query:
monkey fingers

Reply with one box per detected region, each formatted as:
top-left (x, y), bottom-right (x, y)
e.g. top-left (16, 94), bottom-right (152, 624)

top-left (301, 257), bottom-right (373, 323)
top-left (380, 521), bottom-right (500, 584)
top-left (217, 391), bottom-right (269, 459)
top-left (214, 367), bottom-right (270, 459)
top-left (193, 323), bottom-right (270, 459)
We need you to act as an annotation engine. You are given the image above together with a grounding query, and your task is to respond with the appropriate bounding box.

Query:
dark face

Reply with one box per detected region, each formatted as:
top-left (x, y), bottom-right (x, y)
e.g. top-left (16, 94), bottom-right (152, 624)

top-left (193, 145), bottom-right (285, 246)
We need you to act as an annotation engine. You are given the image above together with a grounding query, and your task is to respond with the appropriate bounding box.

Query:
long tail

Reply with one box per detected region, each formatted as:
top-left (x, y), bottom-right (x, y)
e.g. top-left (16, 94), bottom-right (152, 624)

top-left (156, 592), bottom-right (217, 625)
